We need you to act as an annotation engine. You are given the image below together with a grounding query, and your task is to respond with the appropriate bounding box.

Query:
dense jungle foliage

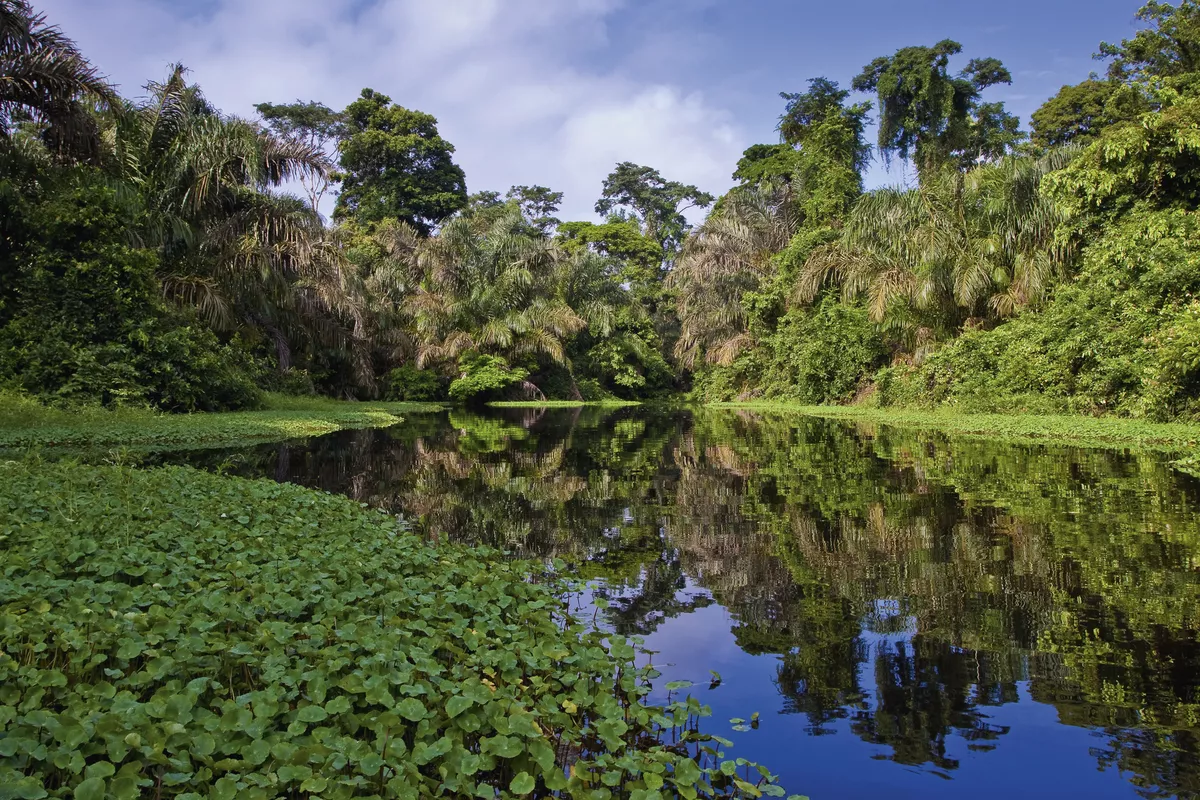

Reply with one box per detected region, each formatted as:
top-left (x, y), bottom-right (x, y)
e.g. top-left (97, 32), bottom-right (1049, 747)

top-left (5, 0), bottom-right (1200, 416)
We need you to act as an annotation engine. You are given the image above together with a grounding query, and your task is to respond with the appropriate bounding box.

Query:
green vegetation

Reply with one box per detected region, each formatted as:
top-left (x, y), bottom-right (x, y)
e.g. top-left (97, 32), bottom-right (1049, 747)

top-left (488, 401), bottom-right (642, 409)
top-left (0, 460), bottom-right (792, 798)
top-left (215, 407), bottom-right (1200, 796)
top-left (0, 393), bottom-right (440, 450)
top-left (708, 401), bottom-right (1200, 450)
top-left (8, 0), bottom-right (1200, 423)
top-left (674, 1), bottom-right (1200, 424)
top-left (9, 0), bottom-right (1200, 793)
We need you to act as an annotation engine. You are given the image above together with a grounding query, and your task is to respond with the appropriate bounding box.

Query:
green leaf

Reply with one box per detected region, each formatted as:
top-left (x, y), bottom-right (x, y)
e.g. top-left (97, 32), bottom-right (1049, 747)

top-left (9, 778), bottom-right (49, 800)
top-left (446, 695), bottom-right (474, 718)
top-left (297, 705), bottom-right (328, 723)
top-left (277, 765), bottom-right (313, 783)
top-left (325, 695), bottom-right (352, 715)
top-left (509, 772), bottom-right (536, 795)
top-left (396, 697), bottom-right (426, 722)
top-left (735, 779), bottom-right (763, 797)
top-left (211, 777), bottom-right (239, 800)
top-left (241, 738), bottom-right (270, 766)
top-left (73, 778), bottom-right (105, 800)
top-left (191, 732), bottom-right (216, 757)
top-left (672, 758), bottom-right (701, 786)
top-left (485, 735), bottom-right (522, 759)
top-left (84, 762), bottom-right (116, 781)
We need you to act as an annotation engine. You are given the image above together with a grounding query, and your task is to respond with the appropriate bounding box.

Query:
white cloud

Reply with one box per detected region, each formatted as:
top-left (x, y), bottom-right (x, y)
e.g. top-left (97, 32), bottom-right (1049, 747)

top-left (560, 85), bottom-right (740, 220)
top-left (36, 0), bottom-right (745, 220)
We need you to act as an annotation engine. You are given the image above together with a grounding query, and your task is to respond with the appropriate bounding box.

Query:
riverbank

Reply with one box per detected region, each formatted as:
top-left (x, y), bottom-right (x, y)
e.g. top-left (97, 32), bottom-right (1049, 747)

top-left (487, 400), bottom-right (642, 409)
top-left (710, 402), bottom-right (1200, 451)
top-left (0, 458), bottom-right (786, 798)
top-left (0, 392), bottom-right (444, 450)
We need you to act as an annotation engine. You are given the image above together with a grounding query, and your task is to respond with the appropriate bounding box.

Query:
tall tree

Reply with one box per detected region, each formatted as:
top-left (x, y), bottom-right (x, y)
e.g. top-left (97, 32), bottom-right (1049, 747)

top-left (1098, 0), bottom-right (1200, 85)
top-left (254, 100), bottom-right (345, 214)
top-left (732, 143), bottom-right (802, 186)
top-left (506, 184), bottom-right (563, 234)
top-left (111, 66), bottom-right (360, 379)
top-left (334, 88), bottom-right (467, 235)
top-left (798, 153), bottom-right (1074, 340)
top-left (1030, 79), bottom-right (1131, 149)
top-left (594, 162), bottom-right (714, 257)
top-left (779, 77), bottom-right (872, 224)
top-left (0, 0), bottom-right (117, 161)
top-left (852, 41), bottom-right (1023, 178)
top-left (672, 184), bottom-right (801, 367)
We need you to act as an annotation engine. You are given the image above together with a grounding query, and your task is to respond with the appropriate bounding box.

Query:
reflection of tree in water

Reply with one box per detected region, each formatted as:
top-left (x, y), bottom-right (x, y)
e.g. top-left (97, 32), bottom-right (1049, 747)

top-left (164, 406), bottom-right (1200, 798)
top-left (595, 543), bottom-right (715, 637)
top-left (670, 410), bottom-right (1200, 794)
top-left (850, 637), bottom-right (1013, 770)
top-left (1090, 726), bottom-right (1200, 800)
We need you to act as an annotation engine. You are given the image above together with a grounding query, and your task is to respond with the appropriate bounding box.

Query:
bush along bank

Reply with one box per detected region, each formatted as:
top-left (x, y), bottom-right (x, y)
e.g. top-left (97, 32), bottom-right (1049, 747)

top-left (0, 461), bottom-right (795, 799)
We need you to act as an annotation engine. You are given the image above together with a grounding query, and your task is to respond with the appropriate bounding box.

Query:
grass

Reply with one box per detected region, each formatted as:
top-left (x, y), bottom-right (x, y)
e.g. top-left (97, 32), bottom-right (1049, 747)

top-left (487, 400), bottom-right (641, 409)
top-left (0, 391), bottom-right (444, 450)
top-left (709, 401), bottom-right (1200, 451)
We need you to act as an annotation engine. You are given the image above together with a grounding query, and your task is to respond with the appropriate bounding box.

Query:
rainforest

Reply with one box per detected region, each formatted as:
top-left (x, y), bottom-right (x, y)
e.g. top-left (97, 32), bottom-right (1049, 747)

top-left (4, 0), bottom-right (1200, 797)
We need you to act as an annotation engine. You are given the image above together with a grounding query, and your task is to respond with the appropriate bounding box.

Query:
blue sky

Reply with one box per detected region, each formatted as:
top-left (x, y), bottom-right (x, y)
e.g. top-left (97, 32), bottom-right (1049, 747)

top-left (39, 0), bottom-right (1149, 219)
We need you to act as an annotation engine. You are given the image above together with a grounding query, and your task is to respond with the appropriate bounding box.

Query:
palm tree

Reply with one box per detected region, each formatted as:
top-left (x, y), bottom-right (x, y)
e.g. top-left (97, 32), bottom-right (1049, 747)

top-left (671, 183), bottom-right (800, 367)
top-left (1, 0), bottom-right (117, 160)
top-left (796, 152), bottom-right (1074, 347)
top-left (108, 66), bottom-right (368, 382)
top-left (403, 210), bottom-right (586, 389)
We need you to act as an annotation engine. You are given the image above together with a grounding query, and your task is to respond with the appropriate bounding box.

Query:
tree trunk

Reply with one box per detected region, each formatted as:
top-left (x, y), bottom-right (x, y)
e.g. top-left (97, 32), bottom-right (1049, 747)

top-left (518, 380), bottom-right (547, 401)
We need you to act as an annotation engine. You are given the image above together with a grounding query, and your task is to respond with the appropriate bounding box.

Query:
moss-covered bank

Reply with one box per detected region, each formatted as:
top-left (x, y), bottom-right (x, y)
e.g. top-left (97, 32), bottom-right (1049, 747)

top-left (0, 393), bottom-right (444, 450)
top-left (709, 402), bottom-right (1200, 451)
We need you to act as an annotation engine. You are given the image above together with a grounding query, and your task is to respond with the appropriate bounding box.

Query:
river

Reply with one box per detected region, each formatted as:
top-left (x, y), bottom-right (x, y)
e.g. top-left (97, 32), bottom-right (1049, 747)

top-left (164, 406), bottom-right (1200, 799)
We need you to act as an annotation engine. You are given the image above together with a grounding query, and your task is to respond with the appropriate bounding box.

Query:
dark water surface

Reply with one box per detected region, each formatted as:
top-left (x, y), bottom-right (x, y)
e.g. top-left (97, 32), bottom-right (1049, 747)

top-left (165, 407), bottom-right (1200, 799)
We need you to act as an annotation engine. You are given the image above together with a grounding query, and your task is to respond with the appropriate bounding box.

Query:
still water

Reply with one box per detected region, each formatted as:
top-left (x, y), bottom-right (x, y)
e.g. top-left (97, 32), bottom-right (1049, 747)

top-left (167, 407), bottom-right (1200, 799)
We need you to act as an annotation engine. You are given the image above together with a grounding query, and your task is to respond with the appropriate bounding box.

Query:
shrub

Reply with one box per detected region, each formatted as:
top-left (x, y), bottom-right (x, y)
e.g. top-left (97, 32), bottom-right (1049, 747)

top-left (759, 298), bottom-right (885, 403)
top-left (383, 365), bottom-right (446, 402)
top-left (877, 207), bottom-right (1200, 419)
top-left (448, 355), bottom-right (528, 404)
top-left (0, 171), bottom-right (262, 412)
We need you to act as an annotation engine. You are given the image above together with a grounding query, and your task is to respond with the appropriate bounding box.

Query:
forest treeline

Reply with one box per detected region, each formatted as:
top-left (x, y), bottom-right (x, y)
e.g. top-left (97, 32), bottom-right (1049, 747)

top-left (4, 0), bottom-right (1200, 418)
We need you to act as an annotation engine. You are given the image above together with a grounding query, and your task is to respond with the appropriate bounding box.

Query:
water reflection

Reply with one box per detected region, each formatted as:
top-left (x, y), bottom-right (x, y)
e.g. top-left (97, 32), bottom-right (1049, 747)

top-left (166, 407), bottom-right (1200, 799)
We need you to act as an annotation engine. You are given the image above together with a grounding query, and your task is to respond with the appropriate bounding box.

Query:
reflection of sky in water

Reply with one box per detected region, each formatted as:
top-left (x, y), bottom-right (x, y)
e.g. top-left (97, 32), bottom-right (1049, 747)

top-left (640, 594), bottom-right (1138, 799)
top-left (159, 408), bottom-right (1200, 800)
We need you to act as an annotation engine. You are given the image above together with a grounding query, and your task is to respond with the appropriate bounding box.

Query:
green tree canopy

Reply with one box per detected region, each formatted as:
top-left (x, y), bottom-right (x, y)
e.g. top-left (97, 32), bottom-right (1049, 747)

top-left (254, 99), bottom-right (344, 212)
top-left (779, 78), bottom-right (872, 224)
top-left (334, 88), bottom-right (467, 235)
top-left (506, 184), bottom-right (563, 233)
top-left (0, 0), bottom-right (118, 161)
top-left (852, 40), bottom-right (1022, 177)
top-left (732, 143), bottom-right (802, 186)
top-left (1098, 0), bottom-right (1200, 85)
top-left (1030, 79), bottom-right (1127, 149)
top-left (594, 161), bottom-right (714, 256)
